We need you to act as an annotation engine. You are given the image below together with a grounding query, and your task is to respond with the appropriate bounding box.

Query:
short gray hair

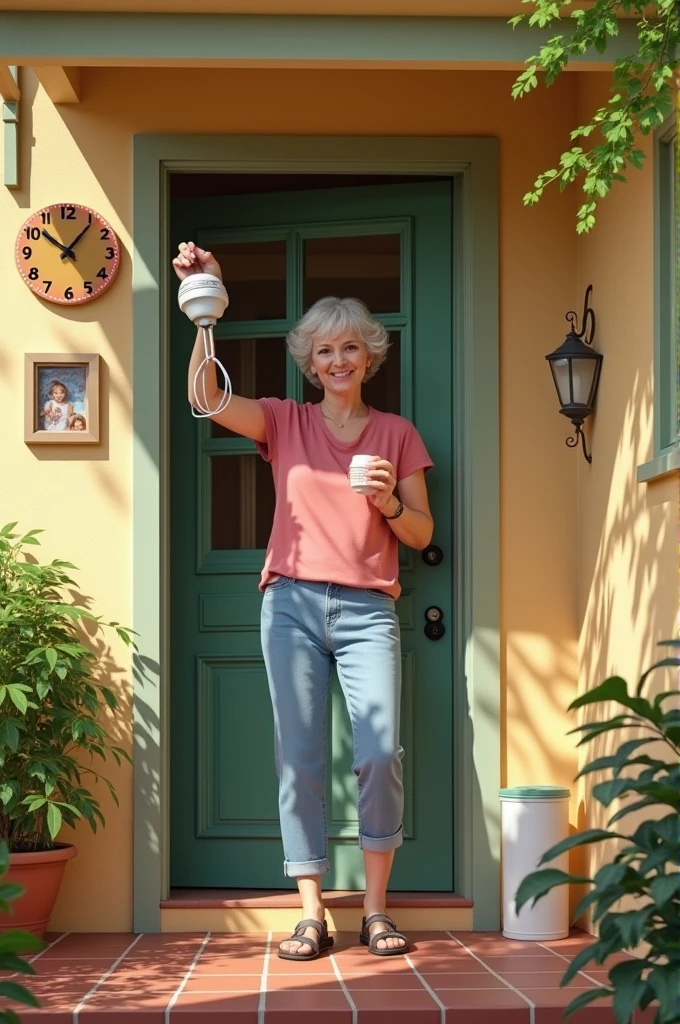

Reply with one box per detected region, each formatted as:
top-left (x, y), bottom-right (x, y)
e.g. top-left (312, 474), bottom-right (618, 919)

top-left (287, 296), bottom-right (389, 389)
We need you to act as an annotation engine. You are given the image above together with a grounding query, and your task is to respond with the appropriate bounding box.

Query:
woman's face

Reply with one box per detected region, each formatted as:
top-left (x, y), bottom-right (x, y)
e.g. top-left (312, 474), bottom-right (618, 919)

top-left (52, 386), bottom-right (66, 403)
top-left (310, 334), bottom-right (369, 395)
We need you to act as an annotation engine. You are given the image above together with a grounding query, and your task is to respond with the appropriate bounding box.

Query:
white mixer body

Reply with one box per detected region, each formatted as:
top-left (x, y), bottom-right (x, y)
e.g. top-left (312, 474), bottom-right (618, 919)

top-left (178, 273), bottom-right (233, 418)
top-left (177, 273), bottom-right (230, 327)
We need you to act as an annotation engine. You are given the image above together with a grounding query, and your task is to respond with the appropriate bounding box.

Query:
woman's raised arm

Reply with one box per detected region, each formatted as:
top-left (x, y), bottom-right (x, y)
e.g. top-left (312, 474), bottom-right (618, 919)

top-left (174, 241), bottom-right (266, 443)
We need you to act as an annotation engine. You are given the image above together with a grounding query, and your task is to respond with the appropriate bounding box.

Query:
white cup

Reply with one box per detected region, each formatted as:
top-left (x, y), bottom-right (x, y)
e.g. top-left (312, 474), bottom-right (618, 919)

top-left (348, 454), bottom-right (377, 495)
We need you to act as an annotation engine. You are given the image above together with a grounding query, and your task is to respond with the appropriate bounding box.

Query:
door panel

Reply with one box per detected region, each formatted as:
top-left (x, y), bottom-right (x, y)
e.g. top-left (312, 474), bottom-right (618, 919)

top-left (170, 182), bottom-right (453, 890)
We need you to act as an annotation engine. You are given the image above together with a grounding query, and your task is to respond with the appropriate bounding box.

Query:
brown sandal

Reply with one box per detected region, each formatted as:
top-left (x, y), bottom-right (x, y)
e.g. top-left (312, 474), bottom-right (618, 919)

top-left (360, 913), bottom-right (409, 956)
top-left (277, 918), bottom-right (334, 961)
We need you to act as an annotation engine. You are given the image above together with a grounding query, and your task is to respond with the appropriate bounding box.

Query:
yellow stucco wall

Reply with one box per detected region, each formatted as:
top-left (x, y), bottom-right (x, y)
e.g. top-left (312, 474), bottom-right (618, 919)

top-left (1, 64), bottom-right (649, 931)
top-left (574, 73), bottom-right (678, 902)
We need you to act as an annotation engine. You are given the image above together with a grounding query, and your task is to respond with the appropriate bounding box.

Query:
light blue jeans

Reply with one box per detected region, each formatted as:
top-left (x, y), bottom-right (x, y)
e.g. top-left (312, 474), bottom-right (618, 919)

top-left (260, 576), bottom-right (404, 878)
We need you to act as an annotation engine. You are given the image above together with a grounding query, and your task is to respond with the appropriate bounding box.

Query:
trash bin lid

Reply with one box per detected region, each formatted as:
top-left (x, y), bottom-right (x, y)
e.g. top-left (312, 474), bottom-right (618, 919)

top-left (499, 786), bottom-right (570, 800)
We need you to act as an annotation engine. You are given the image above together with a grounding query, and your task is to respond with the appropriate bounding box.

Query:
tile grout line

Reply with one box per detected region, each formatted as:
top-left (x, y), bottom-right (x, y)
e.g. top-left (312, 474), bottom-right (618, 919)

top-left (164, 931), bottom-right (212, 1023)
top-left (403, 954), bottom-right (447, 1024)
top-left (445, 931), bottom-right (536, 1024)
top-left (258, 930), bottom-right (272, 1024)
top-left (182, 985), bottom-right (535, 992)
top-left (7, 931), bottom-right (71, 978)
top-left (30, 932), bottom-right (70, 963)
top-left (72, 932), bottom-right (144, 1023)
top-left (329, 953), bottom-right (358, 1024)
top-left (536, 941), bottom-right (610, 990)
top-left (26, 955), bottom-right (138, 960)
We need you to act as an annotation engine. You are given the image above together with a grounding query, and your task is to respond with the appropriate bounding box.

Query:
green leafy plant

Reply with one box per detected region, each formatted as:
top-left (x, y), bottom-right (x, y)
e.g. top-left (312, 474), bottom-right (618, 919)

top-left (511, 1), bottom-right (679, 232)
top-left (516, 640), bottom-right (680, 1023)
top-left (0, 523), bottom-right (135, 852)
top-left (0, 840), bottom-right (45, 1024)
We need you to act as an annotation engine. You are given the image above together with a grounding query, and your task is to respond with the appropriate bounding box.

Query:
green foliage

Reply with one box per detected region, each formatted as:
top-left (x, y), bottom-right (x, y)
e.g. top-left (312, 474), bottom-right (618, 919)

top-left (510, 1), bottom-right (679, 231)
top-left (0, 841), bottom-right (45, 1024)
top-left (515, 641), bottom-right (680, 1023)
top-left (0, 524), bottom-right (136, 853)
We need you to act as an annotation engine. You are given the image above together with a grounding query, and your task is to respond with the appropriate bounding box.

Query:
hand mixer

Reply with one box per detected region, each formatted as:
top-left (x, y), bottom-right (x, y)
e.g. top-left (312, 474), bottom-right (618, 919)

top-left (177, 273), bottom-right (232, 419)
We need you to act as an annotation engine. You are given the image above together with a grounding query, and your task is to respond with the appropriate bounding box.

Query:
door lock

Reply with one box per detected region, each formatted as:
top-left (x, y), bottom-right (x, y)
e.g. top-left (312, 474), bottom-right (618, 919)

top-left (424, 606), bottom-right (445, 641)
top-left (422, 544), bottom-right (443, 566)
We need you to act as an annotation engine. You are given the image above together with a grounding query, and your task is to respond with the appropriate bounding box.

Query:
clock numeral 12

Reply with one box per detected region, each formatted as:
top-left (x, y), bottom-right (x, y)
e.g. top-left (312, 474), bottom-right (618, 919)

top-left (60, 205), bottom-right (76, 220)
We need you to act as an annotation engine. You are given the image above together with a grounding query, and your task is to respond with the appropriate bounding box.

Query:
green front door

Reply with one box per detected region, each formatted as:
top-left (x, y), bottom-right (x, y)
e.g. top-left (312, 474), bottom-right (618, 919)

top-left (170, 181), bottom-right (453, 890)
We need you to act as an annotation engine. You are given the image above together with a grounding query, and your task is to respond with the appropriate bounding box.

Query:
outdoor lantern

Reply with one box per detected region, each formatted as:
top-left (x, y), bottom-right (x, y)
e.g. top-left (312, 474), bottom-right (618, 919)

top-left (545, 284), bottom-right (603, 463)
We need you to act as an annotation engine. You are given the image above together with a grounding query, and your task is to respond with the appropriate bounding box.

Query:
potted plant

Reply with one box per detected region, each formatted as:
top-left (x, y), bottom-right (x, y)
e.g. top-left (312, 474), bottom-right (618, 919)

top-left (0, 523), bottom-right (134, 938)
top-left (0, 840), bottom-right (45, 1024)
top-left (516, 640), bottom-right (680, 1024)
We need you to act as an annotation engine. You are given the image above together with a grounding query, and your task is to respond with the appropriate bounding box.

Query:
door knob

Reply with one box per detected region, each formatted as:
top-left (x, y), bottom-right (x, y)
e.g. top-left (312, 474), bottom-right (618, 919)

top-left (424, 605), bottom-right (445, 641)
top-left (422, 544), bottom-right (443, 566)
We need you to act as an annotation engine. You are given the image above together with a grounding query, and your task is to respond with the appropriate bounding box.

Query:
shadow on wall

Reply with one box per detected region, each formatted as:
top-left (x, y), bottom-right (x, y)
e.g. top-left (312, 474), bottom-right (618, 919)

top-left (132, 651), bottom-right (162, 865)
top-left (581, 368), bottom-right (670, 691)
top-left (576, 356), bottom-right (675, 927)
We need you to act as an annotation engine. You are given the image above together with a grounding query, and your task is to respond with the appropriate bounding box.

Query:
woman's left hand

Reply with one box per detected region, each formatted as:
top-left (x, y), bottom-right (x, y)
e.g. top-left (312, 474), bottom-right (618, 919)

top-left (365, 457), bottom-right (397, 512)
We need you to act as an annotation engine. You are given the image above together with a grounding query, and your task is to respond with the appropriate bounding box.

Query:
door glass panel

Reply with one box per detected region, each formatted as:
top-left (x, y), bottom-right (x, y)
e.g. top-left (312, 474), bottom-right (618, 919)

top-left (303, 234), bottom-right (400, 313)
top-left (303, 331), bottom-right (401, 416)
top-left (211, 337), bottom-right (287, 439)
top-left (211, 240), bottom-right (286, 321)
top-left (211, 454), bottom-right (275, 550)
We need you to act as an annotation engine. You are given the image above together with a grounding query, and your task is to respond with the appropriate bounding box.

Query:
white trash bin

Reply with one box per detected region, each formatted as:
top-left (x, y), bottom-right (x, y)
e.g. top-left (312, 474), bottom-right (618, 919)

top-left (500, 785), bottom-right (571, 941)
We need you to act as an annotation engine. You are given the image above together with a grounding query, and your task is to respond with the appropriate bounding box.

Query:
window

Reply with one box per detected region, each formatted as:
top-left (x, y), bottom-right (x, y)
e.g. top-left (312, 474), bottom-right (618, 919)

top-left (638, 114), bottom-right (680, 482)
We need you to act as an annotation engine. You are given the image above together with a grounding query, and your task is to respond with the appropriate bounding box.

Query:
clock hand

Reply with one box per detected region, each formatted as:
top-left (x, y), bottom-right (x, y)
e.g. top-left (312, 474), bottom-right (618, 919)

top-left (41, 229), bottom-right (75, 259)
top-left (60, 222), bottom-right (91, 261)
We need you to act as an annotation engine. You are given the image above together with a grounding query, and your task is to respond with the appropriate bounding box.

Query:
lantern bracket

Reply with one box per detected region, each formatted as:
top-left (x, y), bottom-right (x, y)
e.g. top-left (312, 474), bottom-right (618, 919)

top-left (565, 421), bottom-right (592, 463)
top-left (565, 283), bottom-right (595, 346)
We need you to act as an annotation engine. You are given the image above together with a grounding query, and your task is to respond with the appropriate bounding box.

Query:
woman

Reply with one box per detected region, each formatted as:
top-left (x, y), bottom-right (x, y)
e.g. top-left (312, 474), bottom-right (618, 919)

top-left (173, 241), bottom-right (434, 960)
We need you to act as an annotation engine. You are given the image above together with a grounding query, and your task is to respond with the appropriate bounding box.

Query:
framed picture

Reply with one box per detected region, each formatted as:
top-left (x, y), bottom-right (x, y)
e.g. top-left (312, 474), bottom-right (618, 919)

top-left (24, 353), bottom-right (100, 443)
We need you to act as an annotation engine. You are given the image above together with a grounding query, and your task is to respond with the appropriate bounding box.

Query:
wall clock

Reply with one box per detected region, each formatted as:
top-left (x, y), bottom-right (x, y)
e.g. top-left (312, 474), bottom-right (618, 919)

top-left (15, 203), bottom-right (120, 305)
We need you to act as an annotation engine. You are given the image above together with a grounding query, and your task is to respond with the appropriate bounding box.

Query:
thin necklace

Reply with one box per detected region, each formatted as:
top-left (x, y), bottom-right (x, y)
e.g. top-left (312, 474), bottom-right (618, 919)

top-left (320, 402), bottom-right (367, 429)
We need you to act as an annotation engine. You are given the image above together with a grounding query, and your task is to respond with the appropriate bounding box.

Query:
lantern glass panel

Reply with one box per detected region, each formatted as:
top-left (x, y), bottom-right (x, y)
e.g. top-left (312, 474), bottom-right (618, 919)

top-left (551, 356), bottom-right (597, 407)
top-left (551, 358), bottom-right (572, 406)
top-left (570, 357), bottom-right (598, 405)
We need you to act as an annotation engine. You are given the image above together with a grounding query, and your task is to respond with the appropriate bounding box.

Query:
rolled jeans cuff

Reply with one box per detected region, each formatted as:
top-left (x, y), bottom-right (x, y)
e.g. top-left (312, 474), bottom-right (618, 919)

top-left (284, 857), bottom-right (330, 878)
top-left (358, 826), bottom-right (403, 852)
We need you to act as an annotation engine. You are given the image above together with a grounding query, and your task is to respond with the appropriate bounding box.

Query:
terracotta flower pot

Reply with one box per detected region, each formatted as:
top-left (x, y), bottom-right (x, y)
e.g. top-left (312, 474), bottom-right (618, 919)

top-left (3, 845), bottom-right (77, 938)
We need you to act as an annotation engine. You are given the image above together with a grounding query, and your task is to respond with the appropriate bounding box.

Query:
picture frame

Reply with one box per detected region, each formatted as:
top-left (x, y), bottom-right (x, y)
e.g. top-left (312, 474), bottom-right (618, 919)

top-left (24, 353), bottom-right (100, 443)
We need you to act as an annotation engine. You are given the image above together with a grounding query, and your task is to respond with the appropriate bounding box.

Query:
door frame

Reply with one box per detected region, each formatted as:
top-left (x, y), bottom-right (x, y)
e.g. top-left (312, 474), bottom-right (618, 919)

top-left (132, 134), bottom-right (500, 932)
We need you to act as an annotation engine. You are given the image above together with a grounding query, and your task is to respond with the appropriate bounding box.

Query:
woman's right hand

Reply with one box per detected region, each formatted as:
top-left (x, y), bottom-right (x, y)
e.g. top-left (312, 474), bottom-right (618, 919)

top-left (172, 241), bottom-right (223, 282)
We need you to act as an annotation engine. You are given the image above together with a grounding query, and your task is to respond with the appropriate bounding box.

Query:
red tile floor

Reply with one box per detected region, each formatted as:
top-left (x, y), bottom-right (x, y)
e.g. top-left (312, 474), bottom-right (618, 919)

top-left (8, 928), bottom-right (651, 1022)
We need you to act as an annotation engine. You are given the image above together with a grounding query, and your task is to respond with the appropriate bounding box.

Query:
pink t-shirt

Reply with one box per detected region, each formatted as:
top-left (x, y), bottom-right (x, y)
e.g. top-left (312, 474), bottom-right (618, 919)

top-left (256, 399), bottom-right (433, 599)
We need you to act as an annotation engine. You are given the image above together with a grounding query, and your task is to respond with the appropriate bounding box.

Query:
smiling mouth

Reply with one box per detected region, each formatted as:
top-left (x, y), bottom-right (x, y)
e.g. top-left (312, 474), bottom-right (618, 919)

top-left (330, 370), bottom-right (353, 378)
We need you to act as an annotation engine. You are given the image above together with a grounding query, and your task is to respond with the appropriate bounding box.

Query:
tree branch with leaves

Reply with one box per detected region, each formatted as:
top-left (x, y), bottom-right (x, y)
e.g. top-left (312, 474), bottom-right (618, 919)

top-left (511, 1), bottom-right (679, 232)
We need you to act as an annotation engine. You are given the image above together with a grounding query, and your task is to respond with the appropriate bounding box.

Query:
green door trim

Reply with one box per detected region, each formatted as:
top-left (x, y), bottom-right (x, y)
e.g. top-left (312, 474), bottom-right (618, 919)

top-left (132, 133), bottom-right (500, 931)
